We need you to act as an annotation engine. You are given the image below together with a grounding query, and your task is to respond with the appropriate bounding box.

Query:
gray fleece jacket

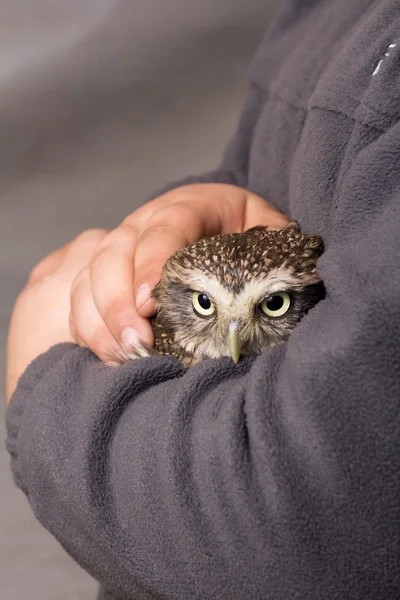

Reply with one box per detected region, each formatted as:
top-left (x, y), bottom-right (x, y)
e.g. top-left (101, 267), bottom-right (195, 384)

top-left (6, 0), bottom-right (400, 599)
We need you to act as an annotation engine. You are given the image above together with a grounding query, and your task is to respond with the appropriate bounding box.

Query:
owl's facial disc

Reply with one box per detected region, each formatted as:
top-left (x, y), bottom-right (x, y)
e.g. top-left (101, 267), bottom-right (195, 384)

top-left (153, 227), bottom-right (324, 366)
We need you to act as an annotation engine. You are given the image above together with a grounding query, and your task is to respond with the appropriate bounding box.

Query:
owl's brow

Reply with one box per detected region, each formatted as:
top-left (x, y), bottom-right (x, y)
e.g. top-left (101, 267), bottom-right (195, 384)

top-left (186, 272), bottom-right (235, 308)
top-left (233, 267), bottom-right (320, 310)
top-left (184, 265), bottom-right (321, 308)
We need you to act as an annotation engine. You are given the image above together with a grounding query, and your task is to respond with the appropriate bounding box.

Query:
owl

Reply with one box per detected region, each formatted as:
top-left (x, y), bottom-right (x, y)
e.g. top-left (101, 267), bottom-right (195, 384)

top-left (128, 221), bottom-right (324, 368)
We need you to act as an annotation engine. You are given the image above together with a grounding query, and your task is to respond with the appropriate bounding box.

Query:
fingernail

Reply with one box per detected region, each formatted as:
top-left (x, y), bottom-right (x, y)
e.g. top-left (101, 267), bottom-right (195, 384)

top-left (136, 283), bottom-right (151, 309)
top-left (120, 326), bottom-right (140, 351)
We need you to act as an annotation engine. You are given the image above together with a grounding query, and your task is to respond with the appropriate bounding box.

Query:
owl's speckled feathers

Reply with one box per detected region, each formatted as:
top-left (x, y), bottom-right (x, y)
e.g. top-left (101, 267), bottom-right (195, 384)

top-left (145, 222), bottom-right (324, 368)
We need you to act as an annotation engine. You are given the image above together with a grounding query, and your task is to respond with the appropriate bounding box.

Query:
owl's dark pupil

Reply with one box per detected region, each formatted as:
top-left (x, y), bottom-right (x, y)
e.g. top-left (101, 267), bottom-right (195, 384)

top-left (266, 295), bottom-right (284, 311)
top-left (198, 294), bottom-right (211, 310)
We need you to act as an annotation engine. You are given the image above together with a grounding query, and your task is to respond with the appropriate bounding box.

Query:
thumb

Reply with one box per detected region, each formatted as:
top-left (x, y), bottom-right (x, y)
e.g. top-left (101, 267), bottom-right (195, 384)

top-left (243, 193), bottom-right (290, 231)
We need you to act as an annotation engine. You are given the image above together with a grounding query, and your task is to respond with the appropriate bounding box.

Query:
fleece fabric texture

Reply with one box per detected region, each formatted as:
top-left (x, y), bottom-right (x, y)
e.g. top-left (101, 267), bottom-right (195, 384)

top-left (6, 0), bottom-right (400, 598)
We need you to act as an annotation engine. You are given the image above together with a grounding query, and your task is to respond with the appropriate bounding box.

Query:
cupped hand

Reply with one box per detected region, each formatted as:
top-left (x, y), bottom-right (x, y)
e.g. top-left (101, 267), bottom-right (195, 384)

top-left (69, 183), bottom-right (289, 363)
top-left (7, 230), bottom-right (107, 402)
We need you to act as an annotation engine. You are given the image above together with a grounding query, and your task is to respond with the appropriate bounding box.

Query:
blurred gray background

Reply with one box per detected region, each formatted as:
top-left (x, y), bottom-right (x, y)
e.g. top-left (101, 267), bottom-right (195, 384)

top-left (0, 1), bottom-right (281, 598)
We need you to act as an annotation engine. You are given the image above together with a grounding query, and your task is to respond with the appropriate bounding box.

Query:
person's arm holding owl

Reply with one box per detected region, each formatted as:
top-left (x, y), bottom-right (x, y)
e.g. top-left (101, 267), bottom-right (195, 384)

top-left (6, 1), bottom-right (400, 599)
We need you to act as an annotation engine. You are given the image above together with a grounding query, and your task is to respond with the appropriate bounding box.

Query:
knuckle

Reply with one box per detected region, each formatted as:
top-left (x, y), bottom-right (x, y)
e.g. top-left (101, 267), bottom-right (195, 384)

top-left (70, 266), bottom-right (88, 297)
top-left (27, 265), bottom-right (44, 284)
top-left (139, 204), bottom-right (198, 243)
top-left (75, 228), bottom-right (108, 248)
top-left (115, 222), bottom-right (137, 240)
top-left (91, 329), bottom-right (117, 360)
top-left (102, 300), bottom-right (127, 332)
top-left (13, 287), bottom-right (30, 310)
top-left (77, 321), bottom-right (120, 362)
top-left (68, 300), bottom-right (101, 350)
top-left (90, 225), bottom-right (137, 275)
top-left (90, 242), bottom-right (113, 271)
top-left (76, 228), bottom-right (108, 242)
top-left (153, 201), bottom-right (192, 222)
top-left (28, 255), bottom-right (55, 283)
top-left (105, 223), bottom-right (137, 254)
top-left (165, 200), bottom-right (195, 215)
top-left (68, 311), bottom-right (80, 342)
top-left (70, 272), bottom-right (90, 322)
top-left (138, 222), bottom-right (173, 244)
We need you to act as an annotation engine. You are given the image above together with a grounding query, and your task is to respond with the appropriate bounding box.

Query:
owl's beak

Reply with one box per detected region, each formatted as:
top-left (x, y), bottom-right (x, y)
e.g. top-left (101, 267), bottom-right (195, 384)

top-left (227, 322), bottom-right (244, 364)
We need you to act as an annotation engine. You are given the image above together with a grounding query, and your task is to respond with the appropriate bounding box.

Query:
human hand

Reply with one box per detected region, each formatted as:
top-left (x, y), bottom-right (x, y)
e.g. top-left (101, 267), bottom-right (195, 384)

top-left (69, 183), bottom-right (290, 363)
top-left (6, 230), bottom-right (107, 402)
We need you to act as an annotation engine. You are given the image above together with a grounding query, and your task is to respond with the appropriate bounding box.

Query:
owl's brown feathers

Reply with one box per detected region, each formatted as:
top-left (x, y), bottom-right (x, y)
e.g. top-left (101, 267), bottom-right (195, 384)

top-left (160, 222), bottom-right (322, 292)
top-left (149, 222), bottom-right (324, 367)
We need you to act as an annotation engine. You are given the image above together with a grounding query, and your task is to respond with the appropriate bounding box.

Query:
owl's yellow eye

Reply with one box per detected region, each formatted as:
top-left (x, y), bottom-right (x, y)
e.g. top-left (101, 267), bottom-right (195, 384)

top-left (192, 291), bottom-right (215, 317)
top-left (260, 292), bottom-right (291, 317)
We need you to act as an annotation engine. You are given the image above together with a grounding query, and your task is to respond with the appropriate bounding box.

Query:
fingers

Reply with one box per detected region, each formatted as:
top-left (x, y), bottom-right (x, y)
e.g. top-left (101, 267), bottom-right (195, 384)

top-left (28, 229), bottom-right (108, 285)
top-left (70, 266), bottom-right (129, 363)
top-left (243, 193), bottom-right (290, 231)
top-left (62, 229), bottom-right (108, 273)
top-left (132, 203), bottom-right (210, 316)
top-left (153, 183), bottom-right (290, 232)
top-left (28, 242), bottom-right (71, 284)
top-left (89, 224), bottom-right (154, 350)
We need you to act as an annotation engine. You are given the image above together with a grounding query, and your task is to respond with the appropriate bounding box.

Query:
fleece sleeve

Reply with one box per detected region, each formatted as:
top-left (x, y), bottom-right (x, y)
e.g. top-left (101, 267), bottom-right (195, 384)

top-left (6, 169), bottom-right (400, 600)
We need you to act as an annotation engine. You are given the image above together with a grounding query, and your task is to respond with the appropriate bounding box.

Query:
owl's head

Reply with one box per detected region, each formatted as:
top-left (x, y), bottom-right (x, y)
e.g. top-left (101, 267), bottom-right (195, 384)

top-left (152, 222), bottom-right (324, 364)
